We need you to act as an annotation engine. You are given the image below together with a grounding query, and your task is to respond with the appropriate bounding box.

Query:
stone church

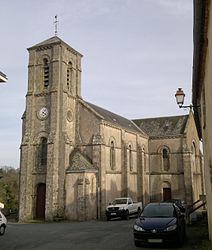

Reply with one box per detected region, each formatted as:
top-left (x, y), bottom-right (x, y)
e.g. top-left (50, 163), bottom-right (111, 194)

top-left (19, 36), bottom-right (204, 222)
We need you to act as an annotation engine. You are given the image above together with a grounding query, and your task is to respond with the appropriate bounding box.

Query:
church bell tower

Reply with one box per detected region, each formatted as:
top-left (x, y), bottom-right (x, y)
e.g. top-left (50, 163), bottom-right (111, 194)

top-left (19, 36), bottom-right (83, 221)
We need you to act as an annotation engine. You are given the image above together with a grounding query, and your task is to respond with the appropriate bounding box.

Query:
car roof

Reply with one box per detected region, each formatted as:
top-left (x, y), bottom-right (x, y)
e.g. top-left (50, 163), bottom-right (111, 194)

top-left (146, 202), bottom-right (175, 206)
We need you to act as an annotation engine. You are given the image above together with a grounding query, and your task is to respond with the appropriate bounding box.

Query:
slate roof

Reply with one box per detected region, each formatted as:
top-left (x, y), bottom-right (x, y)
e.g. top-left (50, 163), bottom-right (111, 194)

top-left (28, 36), bottom-right (82, 56)
top-left (85, 101), bottom-right (145, 134)
top-left (133, 115), bottom-right (189, 137)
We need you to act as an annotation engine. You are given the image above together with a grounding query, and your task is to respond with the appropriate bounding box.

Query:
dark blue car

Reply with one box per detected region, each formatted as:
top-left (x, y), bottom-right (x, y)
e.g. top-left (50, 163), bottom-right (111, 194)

top-left (133, 202), bottom-right (186, 247)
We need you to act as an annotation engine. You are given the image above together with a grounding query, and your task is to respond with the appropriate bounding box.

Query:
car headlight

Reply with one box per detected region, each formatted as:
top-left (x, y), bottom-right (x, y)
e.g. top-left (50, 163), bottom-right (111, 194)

top-left (119, 207), bottom-right (125, 210)
top-left (134, 224), bottom-right (145, 231)
top-left (165, 224), bottom-right (177, 231)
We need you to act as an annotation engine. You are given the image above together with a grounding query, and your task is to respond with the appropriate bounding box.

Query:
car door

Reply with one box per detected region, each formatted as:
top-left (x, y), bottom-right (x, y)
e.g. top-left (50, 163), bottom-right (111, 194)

top-left (0, 211), bottom-right (5, 226)
top-left (128, 198), bottom-right (136, 214)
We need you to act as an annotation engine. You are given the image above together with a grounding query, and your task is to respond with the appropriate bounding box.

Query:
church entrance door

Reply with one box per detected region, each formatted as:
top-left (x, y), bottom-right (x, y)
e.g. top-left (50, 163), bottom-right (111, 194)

top-left (163, 187), bottom-right (172, 201)
top-left (36, 183), bottom-right (46, 219)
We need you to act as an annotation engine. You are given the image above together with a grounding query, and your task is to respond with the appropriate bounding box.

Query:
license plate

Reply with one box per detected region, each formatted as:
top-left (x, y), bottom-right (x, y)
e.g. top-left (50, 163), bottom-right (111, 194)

top-left (111, 213), bottom-right (116, 215)
top-left (148, 239), bottom-right (163, 243)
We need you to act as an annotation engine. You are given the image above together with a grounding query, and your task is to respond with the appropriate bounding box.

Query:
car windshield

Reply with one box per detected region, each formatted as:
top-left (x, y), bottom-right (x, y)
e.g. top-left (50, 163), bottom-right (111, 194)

top-left (141, 204), bottom-right (174, 218)
top-left (112, 199), bottom-right (128, 205)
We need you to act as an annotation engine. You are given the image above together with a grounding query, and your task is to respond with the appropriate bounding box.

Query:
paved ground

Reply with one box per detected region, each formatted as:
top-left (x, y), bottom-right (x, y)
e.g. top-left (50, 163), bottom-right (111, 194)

top-left (0, 218), bottom-right (209, 250)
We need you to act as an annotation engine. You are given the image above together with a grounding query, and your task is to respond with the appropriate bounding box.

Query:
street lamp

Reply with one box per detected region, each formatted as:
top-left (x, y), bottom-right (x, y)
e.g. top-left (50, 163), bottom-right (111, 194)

top-left (175, 88), bottom-right (199, 109)
top-left (0, 71), bottom-right (7, 83)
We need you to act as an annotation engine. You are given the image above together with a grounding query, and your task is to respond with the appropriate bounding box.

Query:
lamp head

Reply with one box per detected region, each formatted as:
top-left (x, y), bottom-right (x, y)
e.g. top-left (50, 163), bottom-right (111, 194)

top-left (175, 88), bottom-right (185, 107)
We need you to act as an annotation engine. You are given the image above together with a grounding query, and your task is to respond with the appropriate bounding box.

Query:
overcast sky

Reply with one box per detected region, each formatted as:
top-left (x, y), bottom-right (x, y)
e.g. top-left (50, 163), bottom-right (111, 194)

top-left (0, 0), bottom-right (193, 168)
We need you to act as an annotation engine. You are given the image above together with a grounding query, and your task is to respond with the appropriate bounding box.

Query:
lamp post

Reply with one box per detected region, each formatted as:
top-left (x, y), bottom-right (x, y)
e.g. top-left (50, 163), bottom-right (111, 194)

top-left (175, 88), bottom-right (199, 109)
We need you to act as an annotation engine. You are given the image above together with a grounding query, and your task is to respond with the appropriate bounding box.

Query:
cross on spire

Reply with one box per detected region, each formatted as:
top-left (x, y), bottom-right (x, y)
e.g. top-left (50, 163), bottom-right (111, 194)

top-left (54, 15), bottom-right (58, 36)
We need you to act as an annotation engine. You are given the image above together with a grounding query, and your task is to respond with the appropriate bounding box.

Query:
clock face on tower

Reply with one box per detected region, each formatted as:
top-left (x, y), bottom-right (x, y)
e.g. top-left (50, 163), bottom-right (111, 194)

top-left (38, 107), bottom-right (49, 120)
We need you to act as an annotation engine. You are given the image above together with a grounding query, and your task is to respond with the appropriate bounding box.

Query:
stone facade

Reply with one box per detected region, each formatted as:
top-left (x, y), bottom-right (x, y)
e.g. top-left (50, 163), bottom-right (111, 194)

top-left (134, 114), bottom-right (204, 205)
top-left (19, 36), bottom-right (204, 222)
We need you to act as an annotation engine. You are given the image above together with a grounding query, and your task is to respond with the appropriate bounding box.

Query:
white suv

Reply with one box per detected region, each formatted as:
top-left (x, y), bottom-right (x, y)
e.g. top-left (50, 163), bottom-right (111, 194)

top-left (0, 210), bottom-right (7, 235)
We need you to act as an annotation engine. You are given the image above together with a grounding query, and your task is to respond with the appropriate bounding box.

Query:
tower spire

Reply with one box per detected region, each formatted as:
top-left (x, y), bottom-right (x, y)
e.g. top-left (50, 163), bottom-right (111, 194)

top-left (54, 15), bottom-right (58, 36)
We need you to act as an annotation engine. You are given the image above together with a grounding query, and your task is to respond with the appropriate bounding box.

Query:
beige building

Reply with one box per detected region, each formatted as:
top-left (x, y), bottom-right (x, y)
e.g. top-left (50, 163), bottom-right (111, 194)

top-left (0, 71), bottom-right (7, 209)
top-left (19, 36), bottom-right (204, 222)
top-left (134, 113), bottom-right (204, 206)
top-left (192, 0), bottom-right (212, 242)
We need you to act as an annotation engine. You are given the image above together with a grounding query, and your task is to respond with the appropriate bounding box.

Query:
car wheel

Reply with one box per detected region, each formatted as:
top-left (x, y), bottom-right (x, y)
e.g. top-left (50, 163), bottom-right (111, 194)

top-left (177, 232), bottom-right (184, 246)
top-left (183, 226), bottom-right (186, 240)
top-left (0, 225), bottom-right (5, 235)
top-left (184, 231), bottom-right (187, 241)
top-left (124, 210), bottom-right (129, 220)
top-left (106, 216), bottom-right (111, 221)
top-left (134, 240), bottom-right (140, 247)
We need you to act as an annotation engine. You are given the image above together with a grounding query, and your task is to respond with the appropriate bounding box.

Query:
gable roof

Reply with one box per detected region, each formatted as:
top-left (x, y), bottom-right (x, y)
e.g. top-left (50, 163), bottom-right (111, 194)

top-left (66, 150), bottom-right (97, 173)
top-left (28, 36), bottom-right (82, 56)
top-left (85, 101), bottom-right (146, 135)
top-left (133, 115), bottom-right (189, 138)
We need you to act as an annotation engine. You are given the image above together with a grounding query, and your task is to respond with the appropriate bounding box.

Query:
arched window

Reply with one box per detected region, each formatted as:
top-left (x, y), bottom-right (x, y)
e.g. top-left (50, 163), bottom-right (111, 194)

top-left (67, 62), bottom-right (72, 91)
top-left (141, 147), bottom-right (146, 172)
top-left (40, 137), bottom-right (48, 166)
top-left (192, 142), bottom-right (197, 172)
top-left (91, 177), bottom-right (95, 196)
top-left (69, 153), bottom-right (72, 166)
top-left (192, 142), bottom-right (196, 158)
top-left (129, 145), bottom-right (133, 171)
top-left (110, 141), bottom-right (115, 170)
top-left (162, 147), bottom-right (170, 171)
top-left (43, 58), bottom-right (49, 87)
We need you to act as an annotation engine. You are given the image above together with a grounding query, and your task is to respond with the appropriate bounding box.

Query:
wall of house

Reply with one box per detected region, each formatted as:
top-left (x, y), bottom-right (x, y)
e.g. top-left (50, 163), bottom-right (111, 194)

top-left (78, 102), bottom-right (101, 159)
top-left (124, 131), bottom-right (138, 201)
top-left (185, 113), bottom-right (205, 202)
top-left (199, 2), bottom-right (212, 240)
top-left (101, 125), bottom-right (126, 211)
top-left (65, 172), bottom-right (97, 221)
top-left (136, 134), bottom-right (150, 205)
top-left (148, 137), bottom-right (186, 202)
top-left (100, 124), bottom-right (149, 216)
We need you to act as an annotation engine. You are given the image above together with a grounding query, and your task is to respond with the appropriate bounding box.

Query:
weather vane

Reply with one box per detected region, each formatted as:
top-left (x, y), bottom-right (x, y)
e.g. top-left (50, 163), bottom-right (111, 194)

top-left (54, 15), bottom-right (58, 36)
